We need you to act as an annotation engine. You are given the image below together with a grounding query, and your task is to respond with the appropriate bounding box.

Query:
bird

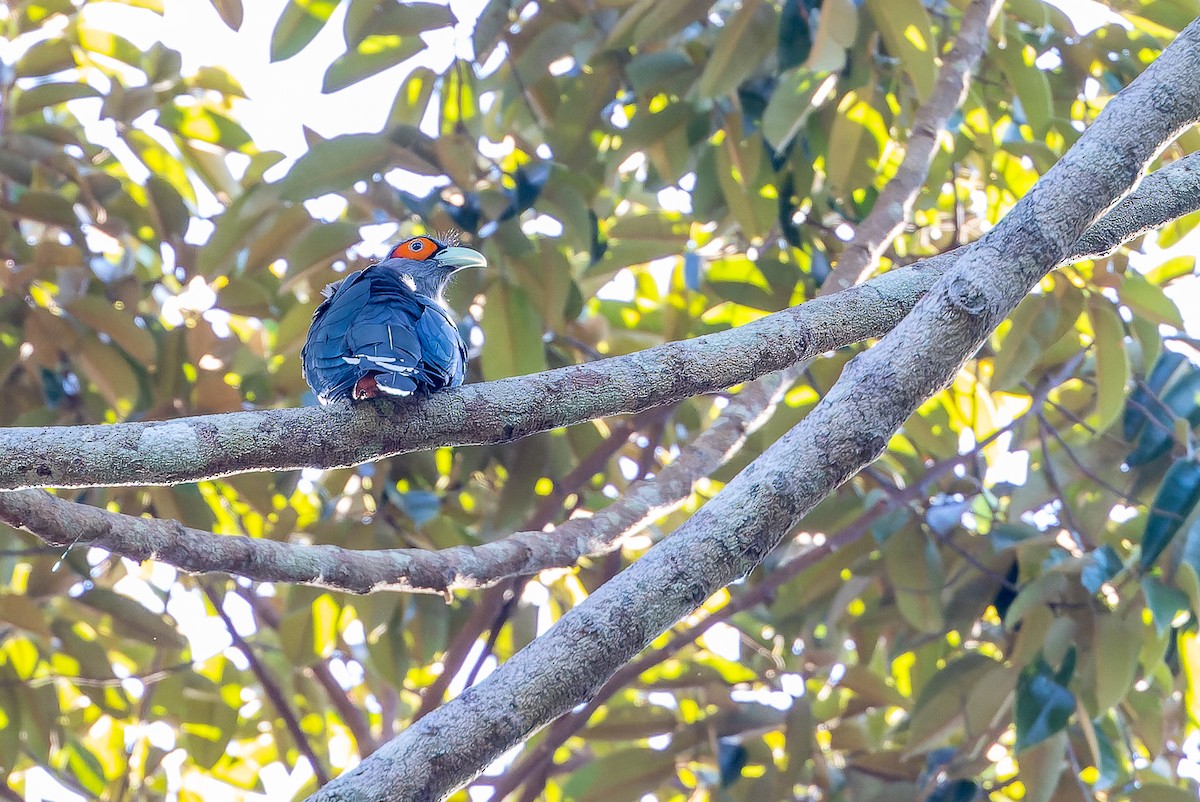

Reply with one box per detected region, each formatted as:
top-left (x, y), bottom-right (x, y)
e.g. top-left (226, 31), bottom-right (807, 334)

top-left (301, 235), bottom-right (487, 404)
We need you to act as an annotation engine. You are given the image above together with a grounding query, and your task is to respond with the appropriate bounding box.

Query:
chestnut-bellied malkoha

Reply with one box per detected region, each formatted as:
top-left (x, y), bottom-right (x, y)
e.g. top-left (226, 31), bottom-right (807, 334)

top-left (301, 235), bottom-right (486, 404)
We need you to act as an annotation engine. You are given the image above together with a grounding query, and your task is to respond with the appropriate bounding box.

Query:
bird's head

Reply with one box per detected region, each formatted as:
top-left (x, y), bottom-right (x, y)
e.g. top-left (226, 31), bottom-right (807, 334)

top-left (378, 235), bottom-right (487, 300)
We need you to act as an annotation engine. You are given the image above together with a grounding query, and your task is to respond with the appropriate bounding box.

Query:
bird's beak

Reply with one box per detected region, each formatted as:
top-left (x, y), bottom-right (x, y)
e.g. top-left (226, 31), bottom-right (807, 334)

top-left (434, 246), bottom-right (487, 271)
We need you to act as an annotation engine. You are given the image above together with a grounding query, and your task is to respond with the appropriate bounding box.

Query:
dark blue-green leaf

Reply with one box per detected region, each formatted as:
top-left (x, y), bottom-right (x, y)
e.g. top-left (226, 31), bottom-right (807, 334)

top-left (1141, 457), bottom-right (1200, 570)
top-left (1015, 657), bottom-right (1075, 751)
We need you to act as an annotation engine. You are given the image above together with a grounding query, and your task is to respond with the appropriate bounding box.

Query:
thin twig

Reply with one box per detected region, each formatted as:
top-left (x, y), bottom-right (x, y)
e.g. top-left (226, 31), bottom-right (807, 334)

top-left (202, 582), bottom-right (331, 786)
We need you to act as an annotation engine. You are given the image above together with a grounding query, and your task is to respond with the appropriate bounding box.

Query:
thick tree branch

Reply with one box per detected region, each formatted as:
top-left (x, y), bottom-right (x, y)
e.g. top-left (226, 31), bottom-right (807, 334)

top-left (823, 0), bottom-right (1003, 293)
top-left (0, 109), bottom-right (1185, 497)
top-left (491, 355), bottom-right (1082, 799)
top-left (0, 150), bottom-right (1194, 592)
top-left (0, 271), bottom-right (923, 490)
top-left (307, 19), bottom-right (1200, 801)
top-left (673, 0), bottom-right (1006, 566)
top-left (0, 384), bottom-right (774, 594)
top-left (0, 149), bottom-right (1195, 494)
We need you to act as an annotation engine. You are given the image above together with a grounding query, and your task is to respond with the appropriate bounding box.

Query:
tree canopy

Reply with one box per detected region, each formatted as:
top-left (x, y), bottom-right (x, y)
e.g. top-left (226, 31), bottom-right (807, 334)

top-left (1, 0), bottom-right (1200, 800)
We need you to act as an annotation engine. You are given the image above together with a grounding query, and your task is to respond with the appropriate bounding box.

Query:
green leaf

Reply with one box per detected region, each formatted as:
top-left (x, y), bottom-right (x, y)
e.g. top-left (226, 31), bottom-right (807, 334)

top-left (219, 276), bottom-right (276, 316)
top-left (5, 190), bottom-right (78, 228)
top-left (992, 294), bottom-right (1062, 391)
top-left (762, 69), bottom-right (836, 153)
top-left (1015, 657), bottom-right (1075, 751)
top-left (1093, 615), bottom-right (1141, 711)
top-left (159, 104), bottom-right (254, 152)
top-left (63, 740), bottom-right (108, 797)
top-left (696, 0), bottom-right (776, 100)
top-left (905, 653), bottom-right (1004, 753)
top-left (14, 82), bottom-right (102, 116)
top-left (76, 587), bottom-right (186, 649)
top-left (387, 66), bottom-right (439, 127)
top-left (883, 526), bottom-right (944, 634)
top-left (0, 593), bottom-right (52, 637)
top-left (991, 522), bottom-right (1045, 551)
top-left (996, 39), bottom-right (1053, 136)
top-left (182, 678), bottom-right (238, 769)
top-left (188, 66), bottom-right (248, 97)
top-left (14, 37), bottom-right (75, 77)
top-left (1124, 350), bottom-right (1188, 441)
top-left (865, 0), bottom-right (936, 102)
top-left (311, 594), bottom-right (338, 658)
top-left (276, 132), bottom-right (397, 201)
top-left (804, 0), bottom-right (857, 72)
top-left (284, 221), bottom-right (361, 273)
top-left (270, 0), bottom-right (338, 62)
top-left (481, 280), bottom-right (547, 382)
top-left (585, 704), bottom-right (678, 741)
top-left (1018, 731), bottom-right (1067, 802)
top-left (322, 34), bottom-right (424, 93)
top-left (1087, 297), bottom-right (1130, 434)
top-left (76, 338), bottom-right (141, 411)
top-left (825, 89), bottom-right (887, 197)
top-left (777, 0), bottom-right (812, 70)
top-left (66, 296), bottom-right (158, 364)
top-left (1144, 254), bottom-right (1196, 286)
top-left (561, 746), bottom-right (679, 802)
top-left (344, 0), bottom-right (456, 46)
top-left (1121, 271), bottom-right (1185, 328)
top-left (1181, 630), bottom-right (1200, 748)
top-left (75, 27), bottom-right (143, 67)
top-left (146, 175), bottom-right (191, 240)
top-left (1141, 457), bottom-right (1200, 570)
top-left (1142, 575), bottom-right (1189, 634)
top-left (208, 0), bottom-right (244, 30)
top-left (1127, 367), bottom-right (1200, 466)
top-left (1130, 786), bottom-right (1200, 802)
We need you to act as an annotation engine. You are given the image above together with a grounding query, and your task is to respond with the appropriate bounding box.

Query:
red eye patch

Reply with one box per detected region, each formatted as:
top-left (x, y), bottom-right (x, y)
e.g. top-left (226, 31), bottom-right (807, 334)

top-left (388, 236), bottom-right (441, 260)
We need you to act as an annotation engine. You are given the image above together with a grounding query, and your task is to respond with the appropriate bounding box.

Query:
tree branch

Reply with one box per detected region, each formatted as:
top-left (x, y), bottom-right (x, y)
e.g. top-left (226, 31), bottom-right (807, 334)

top-left (0, 141), bottom-right (1190, 494)
top-left (202, 582), bottom-right (331, 786)
top-left (240, 588), bottom-right (379, 757)
top-left (306, 19), bottom-right (1200, 801)
top-left (0, 148), bottom-right (1196, 592)
top-left (483, 350), bottom-right (1074, 800)
top-left (823, 0), bottom-right (1003, 293)
top-left (0, 271), bottom-right (926, 490)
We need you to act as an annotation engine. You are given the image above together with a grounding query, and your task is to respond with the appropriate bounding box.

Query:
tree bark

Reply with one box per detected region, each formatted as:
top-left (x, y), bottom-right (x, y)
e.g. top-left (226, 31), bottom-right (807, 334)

top-left (0, 151), bottom-right (1197, 594)
top-left (306, 17), bottom-right (1200, 802)
top-left (0, 147), bottom-right (1195, 494)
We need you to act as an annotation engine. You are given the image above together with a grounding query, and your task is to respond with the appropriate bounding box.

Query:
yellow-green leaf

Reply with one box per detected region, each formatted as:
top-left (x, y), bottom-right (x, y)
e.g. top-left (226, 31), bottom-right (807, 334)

top-left (14, 82), bottom-right (102, 116)
top-left (1087, 297), bottom-right (1129, 434)
top-left (270, 0), bottom-right (337, 62)
top-left (14, 37), bottom-right (75, 77)
top-left (1121, 271), bottom-right (1185, 328)
top-left (322, 35), bottom-right (424, 94)
top-left (481, 280), bottom-right (547, 382)
top-left (866, 0), bottom-right (936, 101)
top-left (1093, 615), bottom-right (1141, 711)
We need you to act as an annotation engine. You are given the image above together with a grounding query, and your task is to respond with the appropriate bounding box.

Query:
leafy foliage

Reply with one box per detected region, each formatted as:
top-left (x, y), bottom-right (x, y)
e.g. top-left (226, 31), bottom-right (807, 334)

top-left (0, 0), bottom-right (1199, 800)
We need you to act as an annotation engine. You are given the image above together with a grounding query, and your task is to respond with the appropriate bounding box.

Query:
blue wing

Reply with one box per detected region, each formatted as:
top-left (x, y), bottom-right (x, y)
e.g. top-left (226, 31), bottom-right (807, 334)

top-left (301, 267), bottom-right (468, 404)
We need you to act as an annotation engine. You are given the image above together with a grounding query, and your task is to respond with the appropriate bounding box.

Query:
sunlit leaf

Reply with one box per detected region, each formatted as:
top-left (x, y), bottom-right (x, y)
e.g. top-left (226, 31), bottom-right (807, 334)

top-left (322, 34), bottom-right (424, 93)
top-left (865, 0), bottom-right (936, 101)
top-left (13, 82), bottom-right (102, 116)
top-left (208, 0), bottom-right (244, 31)
top-left (270, 0), bottom-right (338, 62)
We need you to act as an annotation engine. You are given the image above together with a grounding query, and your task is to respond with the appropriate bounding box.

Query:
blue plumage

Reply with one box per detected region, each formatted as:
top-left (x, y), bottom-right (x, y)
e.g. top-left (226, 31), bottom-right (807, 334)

top-left (300, 237), bottom-right (485, 404)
